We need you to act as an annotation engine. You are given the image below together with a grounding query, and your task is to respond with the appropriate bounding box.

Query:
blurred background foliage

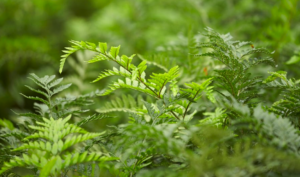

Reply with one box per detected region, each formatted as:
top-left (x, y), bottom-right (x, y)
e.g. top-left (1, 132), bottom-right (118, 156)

top-left (1, 0), bottom-right (299, 120)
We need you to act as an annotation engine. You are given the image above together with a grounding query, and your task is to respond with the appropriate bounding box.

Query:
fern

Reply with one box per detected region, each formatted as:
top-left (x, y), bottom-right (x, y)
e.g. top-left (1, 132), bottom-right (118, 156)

top-left (17, 74), bottom-right (71, 119)
top-left (137, 54), bottom-right (170, 72)
top-left (220, 98), bottom-right (300, 156)
top-left (108, 122), bottom-right (187, 176)
top-left (96, 94), bottom-right (147, 115)
top-left (60, 40), bottom-right (215, 122)
top-left (16, 74), bottom-right (100, 124)
top-left (198, 107), bottom-right (227, 128)
top-left (5, 27), bottom-right (300, 176)
top-left (60, 41), bottom-right (178, 99)
top-left (0, 115), bottom-right (116, 176)
top-left (196, 27), bottom-right (274, 105)
top-left (263, 71), bottom-right (300, 126)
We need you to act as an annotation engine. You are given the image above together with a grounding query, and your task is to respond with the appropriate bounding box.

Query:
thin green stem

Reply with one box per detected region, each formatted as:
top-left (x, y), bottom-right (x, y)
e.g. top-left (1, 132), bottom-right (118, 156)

top-left (183, 89), bottom-right (201, 120)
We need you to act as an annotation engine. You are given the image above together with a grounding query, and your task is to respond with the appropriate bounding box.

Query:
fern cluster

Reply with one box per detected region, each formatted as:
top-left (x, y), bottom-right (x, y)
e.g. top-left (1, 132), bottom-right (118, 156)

top-left (263, 71), bottom-right (300, 126)
top-left (59, 39), bottom-right (214, 123)
top-left (2, 28), bottom-right (300, 177)
top-left (0, 115), bottom-right (115, 176)
top-left (196, 27), bottom-right (274, 106)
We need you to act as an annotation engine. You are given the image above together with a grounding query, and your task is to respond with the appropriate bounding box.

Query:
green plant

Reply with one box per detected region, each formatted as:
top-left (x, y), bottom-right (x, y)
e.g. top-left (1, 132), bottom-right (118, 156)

top-left (14, 73), bottom-right (100, 121)
top-left (2, 28), bottom-right (300, 177)
top-left (0, 115), bottom-right (115, 176)
top-left (263, 71), bottom-right (300, 127)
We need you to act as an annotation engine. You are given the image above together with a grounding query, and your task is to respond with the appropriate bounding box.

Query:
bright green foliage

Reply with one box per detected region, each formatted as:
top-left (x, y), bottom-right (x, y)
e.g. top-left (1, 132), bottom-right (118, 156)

top-left (198, 107), bottom-right (227, 128)
top-left (96, 94), bottom-right (147, 114)
top-left (147, 66), bottom-right (179, 98)
top-left (60, 40), bottom-right (215, 123)
top-left (59, 40), bottom-right (182, 99)
top-left (286, 52), bottom-right (300, 65)
top-left (0, 115), bottom-right (116, 176)
top-left (181, 77), bottom-right (215, 103)
top-left (137, 54), bottom-right (172, 72)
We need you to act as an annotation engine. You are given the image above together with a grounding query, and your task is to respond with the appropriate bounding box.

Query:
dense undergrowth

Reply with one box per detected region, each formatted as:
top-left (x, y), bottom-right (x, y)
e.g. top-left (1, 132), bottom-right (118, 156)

top-left (2, 0), bottom-right (300, 119)
top-left (1, 28), bottom-right (300, 177)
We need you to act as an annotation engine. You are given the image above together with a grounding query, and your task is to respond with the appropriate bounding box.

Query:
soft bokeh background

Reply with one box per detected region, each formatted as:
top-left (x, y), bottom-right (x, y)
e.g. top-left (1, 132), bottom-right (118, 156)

top-left (1, 0), bottom-right (299, 119)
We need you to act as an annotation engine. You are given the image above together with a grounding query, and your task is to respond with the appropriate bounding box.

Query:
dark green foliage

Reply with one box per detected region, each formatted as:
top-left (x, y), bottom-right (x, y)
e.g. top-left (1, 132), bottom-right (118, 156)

top-left (263, 71), bottom-right (300, 126)
top-left (196, 28), bottom-right (274, 106)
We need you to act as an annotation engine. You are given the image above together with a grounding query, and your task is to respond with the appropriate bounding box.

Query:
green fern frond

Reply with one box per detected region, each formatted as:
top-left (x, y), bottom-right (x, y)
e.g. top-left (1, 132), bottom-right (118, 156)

top-left (24, 85), bottom-right (48, 98)
top-left (196, 28), bottom-right (274, 106)
top-left (0, 115), bottom-right (114, 176)
top-left (100, 78), bottom-right (156, 97)
top-left (60, 40), bottom-right (134, 73)
top-left (13, 111), bottom-right (43, 120)
top-left (96, 95), bottom-right (146, 114)
top-left (181, 78), bottom-right (214, 102)
top-left (198, 107), bottom-right (227, 127)
top-left (262, 71), bottom-right (300, 125)
top-left (19, 94), bottom-right (50, 106)
top-left (24, 73), bottom-right (72, 100)
top-left (148, 66), bottom-right (179, 98)
top-left (60, 41), bottom-right (183, 101)
top-left (88, 53), bottom-right (108, 63)
top-left (137, 54), bottom-right (169, 72)
top-left (76, 114), bottom-right (110, 126)
top-left (59, 45), bottom-right (81, 73)
top-left (263, 71), bottom-right (296, 88)
top-left (92, 67), bottom-right (131, 83)
top-left (19, 73), bottom-right (98, 120)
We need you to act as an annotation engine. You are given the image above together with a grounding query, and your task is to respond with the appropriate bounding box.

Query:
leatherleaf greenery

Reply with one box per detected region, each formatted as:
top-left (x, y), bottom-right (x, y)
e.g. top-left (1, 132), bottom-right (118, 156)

top-left (1, 28), bottom-right (300, 177)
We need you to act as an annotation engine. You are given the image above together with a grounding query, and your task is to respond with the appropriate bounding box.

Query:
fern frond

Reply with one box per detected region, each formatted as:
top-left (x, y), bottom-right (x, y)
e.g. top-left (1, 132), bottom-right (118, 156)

top-left (59, 44), bottom-right (84, 73)
top-left (12, 111), bottom-right (43, 120)
top-left (0, 115), bottom-right (114, 176)
top-left (100, 78), bottom-right (156, 97)
top-left (96, 95), bottom-right (146, 114)
top-left (92, 67), bottom-right (131, 83)
top-left (60, 41), bottom-right (130, 73)
top-left (51, 83), bottom-right (72, 96)
top-left (181, 78), bottom-right (214, 102)
top-left (148, 66), bottom-right (179, 98)
top-left (76, 114), bottom-right (110, 126)
top-left (88, 53), bottom-right (108, 63)
top-left (24, 85), bottom-right (48, 98)
top-left (19, 94), bottom-right (49, 106)
top-left (179, 78), bottom-right (215, 120)
top-left (199, 107), bottom-right (227, 127)
top-left (20, 73), bottom-right (98, 120)
top-left (137, 54), bottom-right (169, 72)
top-left (196, 28), bottom-right (274, 106)
top-left (262, 71), bottom-right (300, 125)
